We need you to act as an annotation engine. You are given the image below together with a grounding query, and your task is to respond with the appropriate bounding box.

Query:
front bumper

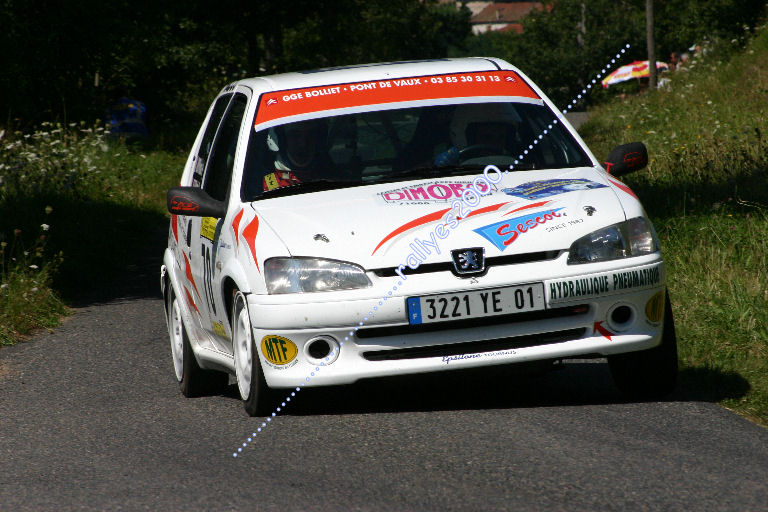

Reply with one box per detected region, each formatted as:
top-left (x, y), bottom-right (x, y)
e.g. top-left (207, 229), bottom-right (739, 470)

top-left (249, 253), bottom-right (667, 388)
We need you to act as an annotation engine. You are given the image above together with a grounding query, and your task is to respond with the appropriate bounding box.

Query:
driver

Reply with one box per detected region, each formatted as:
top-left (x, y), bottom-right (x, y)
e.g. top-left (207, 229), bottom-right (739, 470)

top-left (434, 103), bottom-right (521, 166)
top-left (263, 119), bottom-right (331, 191)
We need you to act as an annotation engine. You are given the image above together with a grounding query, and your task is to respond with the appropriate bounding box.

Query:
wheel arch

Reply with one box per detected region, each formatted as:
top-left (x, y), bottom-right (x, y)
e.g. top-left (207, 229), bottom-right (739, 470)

top-left (219, 258), bottom-right (252, 329)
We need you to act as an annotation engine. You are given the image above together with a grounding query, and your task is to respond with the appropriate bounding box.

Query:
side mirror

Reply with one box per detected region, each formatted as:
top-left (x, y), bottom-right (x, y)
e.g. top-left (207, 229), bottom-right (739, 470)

top-left (604, 142), bottom-right (648, 177)
top-left (167, 187), bottom-right (227, 218)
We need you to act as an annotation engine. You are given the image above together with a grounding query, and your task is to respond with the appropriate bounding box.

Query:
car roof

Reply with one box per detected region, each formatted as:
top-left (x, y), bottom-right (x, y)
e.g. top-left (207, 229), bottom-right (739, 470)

top-left (227, 57), bottom-right (516, 94)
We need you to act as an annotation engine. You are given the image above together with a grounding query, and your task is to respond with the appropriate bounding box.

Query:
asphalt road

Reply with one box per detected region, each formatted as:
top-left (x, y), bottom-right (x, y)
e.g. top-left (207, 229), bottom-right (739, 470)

top-left (1, 229), bottom-right (767, 511)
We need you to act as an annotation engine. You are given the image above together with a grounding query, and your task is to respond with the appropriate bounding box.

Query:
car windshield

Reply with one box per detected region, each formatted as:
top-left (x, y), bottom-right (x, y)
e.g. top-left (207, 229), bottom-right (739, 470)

top-left (241, 100), bottom-right (591, 201)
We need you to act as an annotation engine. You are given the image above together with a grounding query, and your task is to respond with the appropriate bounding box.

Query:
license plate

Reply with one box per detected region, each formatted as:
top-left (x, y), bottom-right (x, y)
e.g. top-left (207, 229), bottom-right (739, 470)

top-left (407, 283), bottom-right (545, 325)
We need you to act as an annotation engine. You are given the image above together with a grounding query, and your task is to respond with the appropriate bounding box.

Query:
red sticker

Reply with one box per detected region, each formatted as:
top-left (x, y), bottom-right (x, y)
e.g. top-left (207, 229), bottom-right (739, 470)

top-left (255, 71), bottom-right (539, 128)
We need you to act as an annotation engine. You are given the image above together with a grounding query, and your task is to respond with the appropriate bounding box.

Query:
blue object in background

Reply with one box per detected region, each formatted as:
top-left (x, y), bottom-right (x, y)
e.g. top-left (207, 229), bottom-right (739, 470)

top-left (107, 97), bottom-right (148, 137)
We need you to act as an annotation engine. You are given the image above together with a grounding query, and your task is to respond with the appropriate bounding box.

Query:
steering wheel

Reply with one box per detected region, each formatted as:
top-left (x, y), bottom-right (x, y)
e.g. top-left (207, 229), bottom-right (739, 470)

top-left (458, 144), bottom-right (506, 162)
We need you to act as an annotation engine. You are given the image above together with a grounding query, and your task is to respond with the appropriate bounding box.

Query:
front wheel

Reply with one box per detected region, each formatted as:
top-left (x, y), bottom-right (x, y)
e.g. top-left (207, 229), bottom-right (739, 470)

top-left (608, 290), bottom-right (678, 400)
top-left (232, 291), bottom-right (275, 416)
top-left (167, 286), bottom-right (228, 397)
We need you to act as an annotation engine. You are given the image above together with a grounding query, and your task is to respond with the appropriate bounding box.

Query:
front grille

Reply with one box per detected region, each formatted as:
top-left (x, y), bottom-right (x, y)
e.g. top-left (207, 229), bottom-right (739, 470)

top-left (356, 304), bottom-right (589, 339)
top-left (371, 250), bottom-right (563, 278)
top-left (362, 328), bottom-right (587, 361)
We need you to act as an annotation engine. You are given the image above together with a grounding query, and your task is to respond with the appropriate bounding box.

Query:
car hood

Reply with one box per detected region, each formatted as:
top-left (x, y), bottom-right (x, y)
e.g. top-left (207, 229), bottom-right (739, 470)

top-left (251, 167), bottom-right (630, 270)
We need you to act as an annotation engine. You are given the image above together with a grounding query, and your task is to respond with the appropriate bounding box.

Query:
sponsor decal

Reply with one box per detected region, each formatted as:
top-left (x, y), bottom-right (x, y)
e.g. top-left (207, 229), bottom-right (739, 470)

top-left (261, 335), bottom-right (298, 367)
top-left (549, 264), bottom-right (663, 302)
top-left (612, 266), bottom-right (661, 290)
top-left (583, 205), bottom-right (596, 216)
top-left (645, 290), bottom-right (665, 323)
top-left (169, 195), bottom-right (200, 213)
top-left (200, 217), bottom-right (218, 241)
top-left (254, 70), bottom-right (540, 129)
top-left (380, 180), bottom-right (496, 205)
top-left (473, 208), bottom-right (565, 251)
top-left (502, 179), bottom-right (607, 200)
top-left (212, 321), bottom-right (228, 339)
top-left (442, 348), bottom-right (517, 365)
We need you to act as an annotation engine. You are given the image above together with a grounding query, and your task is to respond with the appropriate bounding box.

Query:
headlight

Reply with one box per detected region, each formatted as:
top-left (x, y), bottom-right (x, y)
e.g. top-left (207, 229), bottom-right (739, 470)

top-left (265, 257), bottom-right (372, 294)
top-left (567, 217), bottom-right (658, 264)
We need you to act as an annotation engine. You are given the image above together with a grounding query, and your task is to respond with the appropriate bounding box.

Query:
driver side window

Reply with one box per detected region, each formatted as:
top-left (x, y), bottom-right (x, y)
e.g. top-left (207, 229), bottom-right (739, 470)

top-left (202, 93), bottom-right (248, 202)
top-left (193, 94), bottom-right (232, 187)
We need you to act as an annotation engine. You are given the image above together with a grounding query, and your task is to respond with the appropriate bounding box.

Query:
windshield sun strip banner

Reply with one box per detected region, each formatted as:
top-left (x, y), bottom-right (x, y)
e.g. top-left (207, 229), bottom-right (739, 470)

top-left (254, 71), bottom-right (540, 130)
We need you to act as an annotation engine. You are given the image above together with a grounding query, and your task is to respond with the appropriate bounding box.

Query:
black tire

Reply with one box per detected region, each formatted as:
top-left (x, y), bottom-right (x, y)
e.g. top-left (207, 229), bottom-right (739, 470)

top-left (167, 286), bottom-right (228, 398)
top-left (608, 290), bottom-right (678, 400)
top-left (232, 291), bottom-right (275, 416)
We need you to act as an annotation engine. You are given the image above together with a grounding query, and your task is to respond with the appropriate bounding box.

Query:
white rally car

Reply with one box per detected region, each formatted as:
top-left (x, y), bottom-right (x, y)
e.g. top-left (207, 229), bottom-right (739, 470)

top-left (161, 58), bottom-right (677, 416)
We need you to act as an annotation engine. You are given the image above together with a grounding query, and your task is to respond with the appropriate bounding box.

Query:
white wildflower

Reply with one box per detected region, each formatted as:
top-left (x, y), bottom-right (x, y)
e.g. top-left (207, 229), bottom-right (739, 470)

top-left (41, 224), bottom-right (50, 231)
top-left (29, 264), bottom-right (39, 270)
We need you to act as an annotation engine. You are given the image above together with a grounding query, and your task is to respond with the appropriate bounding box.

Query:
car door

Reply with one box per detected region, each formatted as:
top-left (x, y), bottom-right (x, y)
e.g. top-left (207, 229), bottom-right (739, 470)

top-left (188, 91), bottom-right (249, 352)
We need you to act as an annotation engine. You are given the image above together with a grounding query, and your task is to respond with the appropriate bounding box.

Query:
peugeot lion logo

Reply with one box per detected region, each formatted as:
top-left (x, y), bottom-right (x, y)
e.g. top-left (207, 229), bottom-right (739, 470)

top-left (451, 248), bottom-right (485, 276)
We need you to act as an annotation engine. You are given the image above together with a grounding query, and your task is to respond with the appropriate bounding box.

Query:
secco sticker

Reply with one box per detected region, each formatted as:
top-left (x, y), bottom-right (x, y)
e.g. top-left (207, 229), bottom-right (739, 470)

top-left (473, 208), bottom-right (564, 251)
top-left (261, 335), bottom-right (298, 366)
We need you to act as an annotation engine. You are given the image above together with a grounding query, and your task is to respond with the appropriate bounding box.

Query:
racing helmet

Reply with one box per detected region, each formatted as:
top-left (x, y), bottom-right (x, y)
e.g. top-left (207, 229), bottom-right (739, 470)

top-left (449, 102), bottom-right (522, 149)
top-left (266, 119), bottom-right (327, 172)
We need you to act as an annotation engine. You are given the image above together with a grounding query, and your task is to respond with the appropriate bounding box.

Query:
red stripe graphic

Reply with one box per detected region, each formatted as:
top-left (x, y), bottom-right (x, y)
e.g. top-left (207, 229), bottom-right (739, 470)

top-left (371, 202), bottom-right (510, 255)
top-left (241, 215), bottom-right (260, 273)
top-left (185, 287), bottom-right (200, 315)
top-left (231, 208), bottom-right (244, 249)
top-left (183, 252), bottom-right (199, 297)
top-left (502, 200), bottom-right (551, 216)
top-left (607, 176), bottom-right (638, 199)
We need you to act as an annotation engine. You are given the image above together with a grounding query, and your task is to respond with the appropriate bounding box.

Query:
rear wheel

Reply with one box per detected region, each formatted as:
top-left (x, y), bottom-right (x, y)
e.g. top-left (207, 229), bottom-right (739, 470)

top-left (608, 290), bottom-right (678, 400)
top-left (232, 291), bottom-right (274, 416)
top-left (167, 286), bottom-right (228, 397)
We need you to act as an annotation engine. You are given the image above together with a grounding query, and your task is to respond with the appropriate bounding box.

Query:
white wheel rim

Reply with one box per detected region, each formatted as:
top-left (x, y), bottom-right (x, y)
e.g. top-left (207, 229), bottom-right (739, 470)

top-left (169, 297), bottom-right (184, 382)
top-left (233, 297), bottom-right (253, 400)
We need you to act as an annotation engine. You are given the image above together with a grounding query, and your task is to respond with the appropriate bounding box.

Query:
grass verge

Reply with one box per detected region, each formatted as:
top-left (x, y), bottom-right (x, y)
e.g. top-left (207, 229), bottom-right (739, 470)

top-left (581, 25), bottom-right (768, 425)
top-left (1, 123), bottom-right (185, 344)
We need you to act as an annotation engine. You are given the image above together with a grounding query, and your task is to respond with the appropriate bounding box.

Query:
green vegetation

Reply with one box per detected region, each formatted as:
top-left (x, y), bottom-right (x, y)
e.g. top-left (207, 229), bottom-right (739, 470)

top-left (580, 25), bottom-right (768, 424)
top-left (0, 0), bottom-right (765, 424)
top-left (455, 0), bottom-right (765, 107)
top-left (0, 124), bottom-right (184, 344)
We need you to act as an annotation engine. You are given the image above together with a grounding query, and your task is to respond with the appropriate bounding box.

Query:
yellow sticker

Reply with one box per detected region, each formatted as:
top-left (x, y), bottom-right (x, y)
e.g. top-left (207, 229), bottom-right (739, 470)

top-left (212, 321), bottom-right (228, 339)
top-left (261, 335), bottom-right (298, 366)
top-left (264, 173), bottom-right (279, 191)
top-left (201, 217), bottom-right (217, 241)
top-left (645, 291), bottom-right (665, 323)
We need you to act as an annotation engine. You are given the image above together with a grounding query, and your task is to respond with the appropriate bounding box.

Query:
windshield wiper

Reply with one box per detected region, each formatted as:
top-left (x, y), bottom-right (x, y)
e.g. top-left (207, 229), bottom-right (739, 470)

top-left (256, 179), bottom-right (363, 200)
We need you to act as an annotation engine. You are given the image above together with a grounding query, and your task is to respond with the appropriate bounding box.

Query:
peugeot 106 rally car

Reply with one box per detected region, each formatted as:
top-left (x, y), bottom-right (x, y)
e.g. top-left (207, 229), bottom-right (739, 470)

top-left (161, 58), bottom-right (677, 415)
